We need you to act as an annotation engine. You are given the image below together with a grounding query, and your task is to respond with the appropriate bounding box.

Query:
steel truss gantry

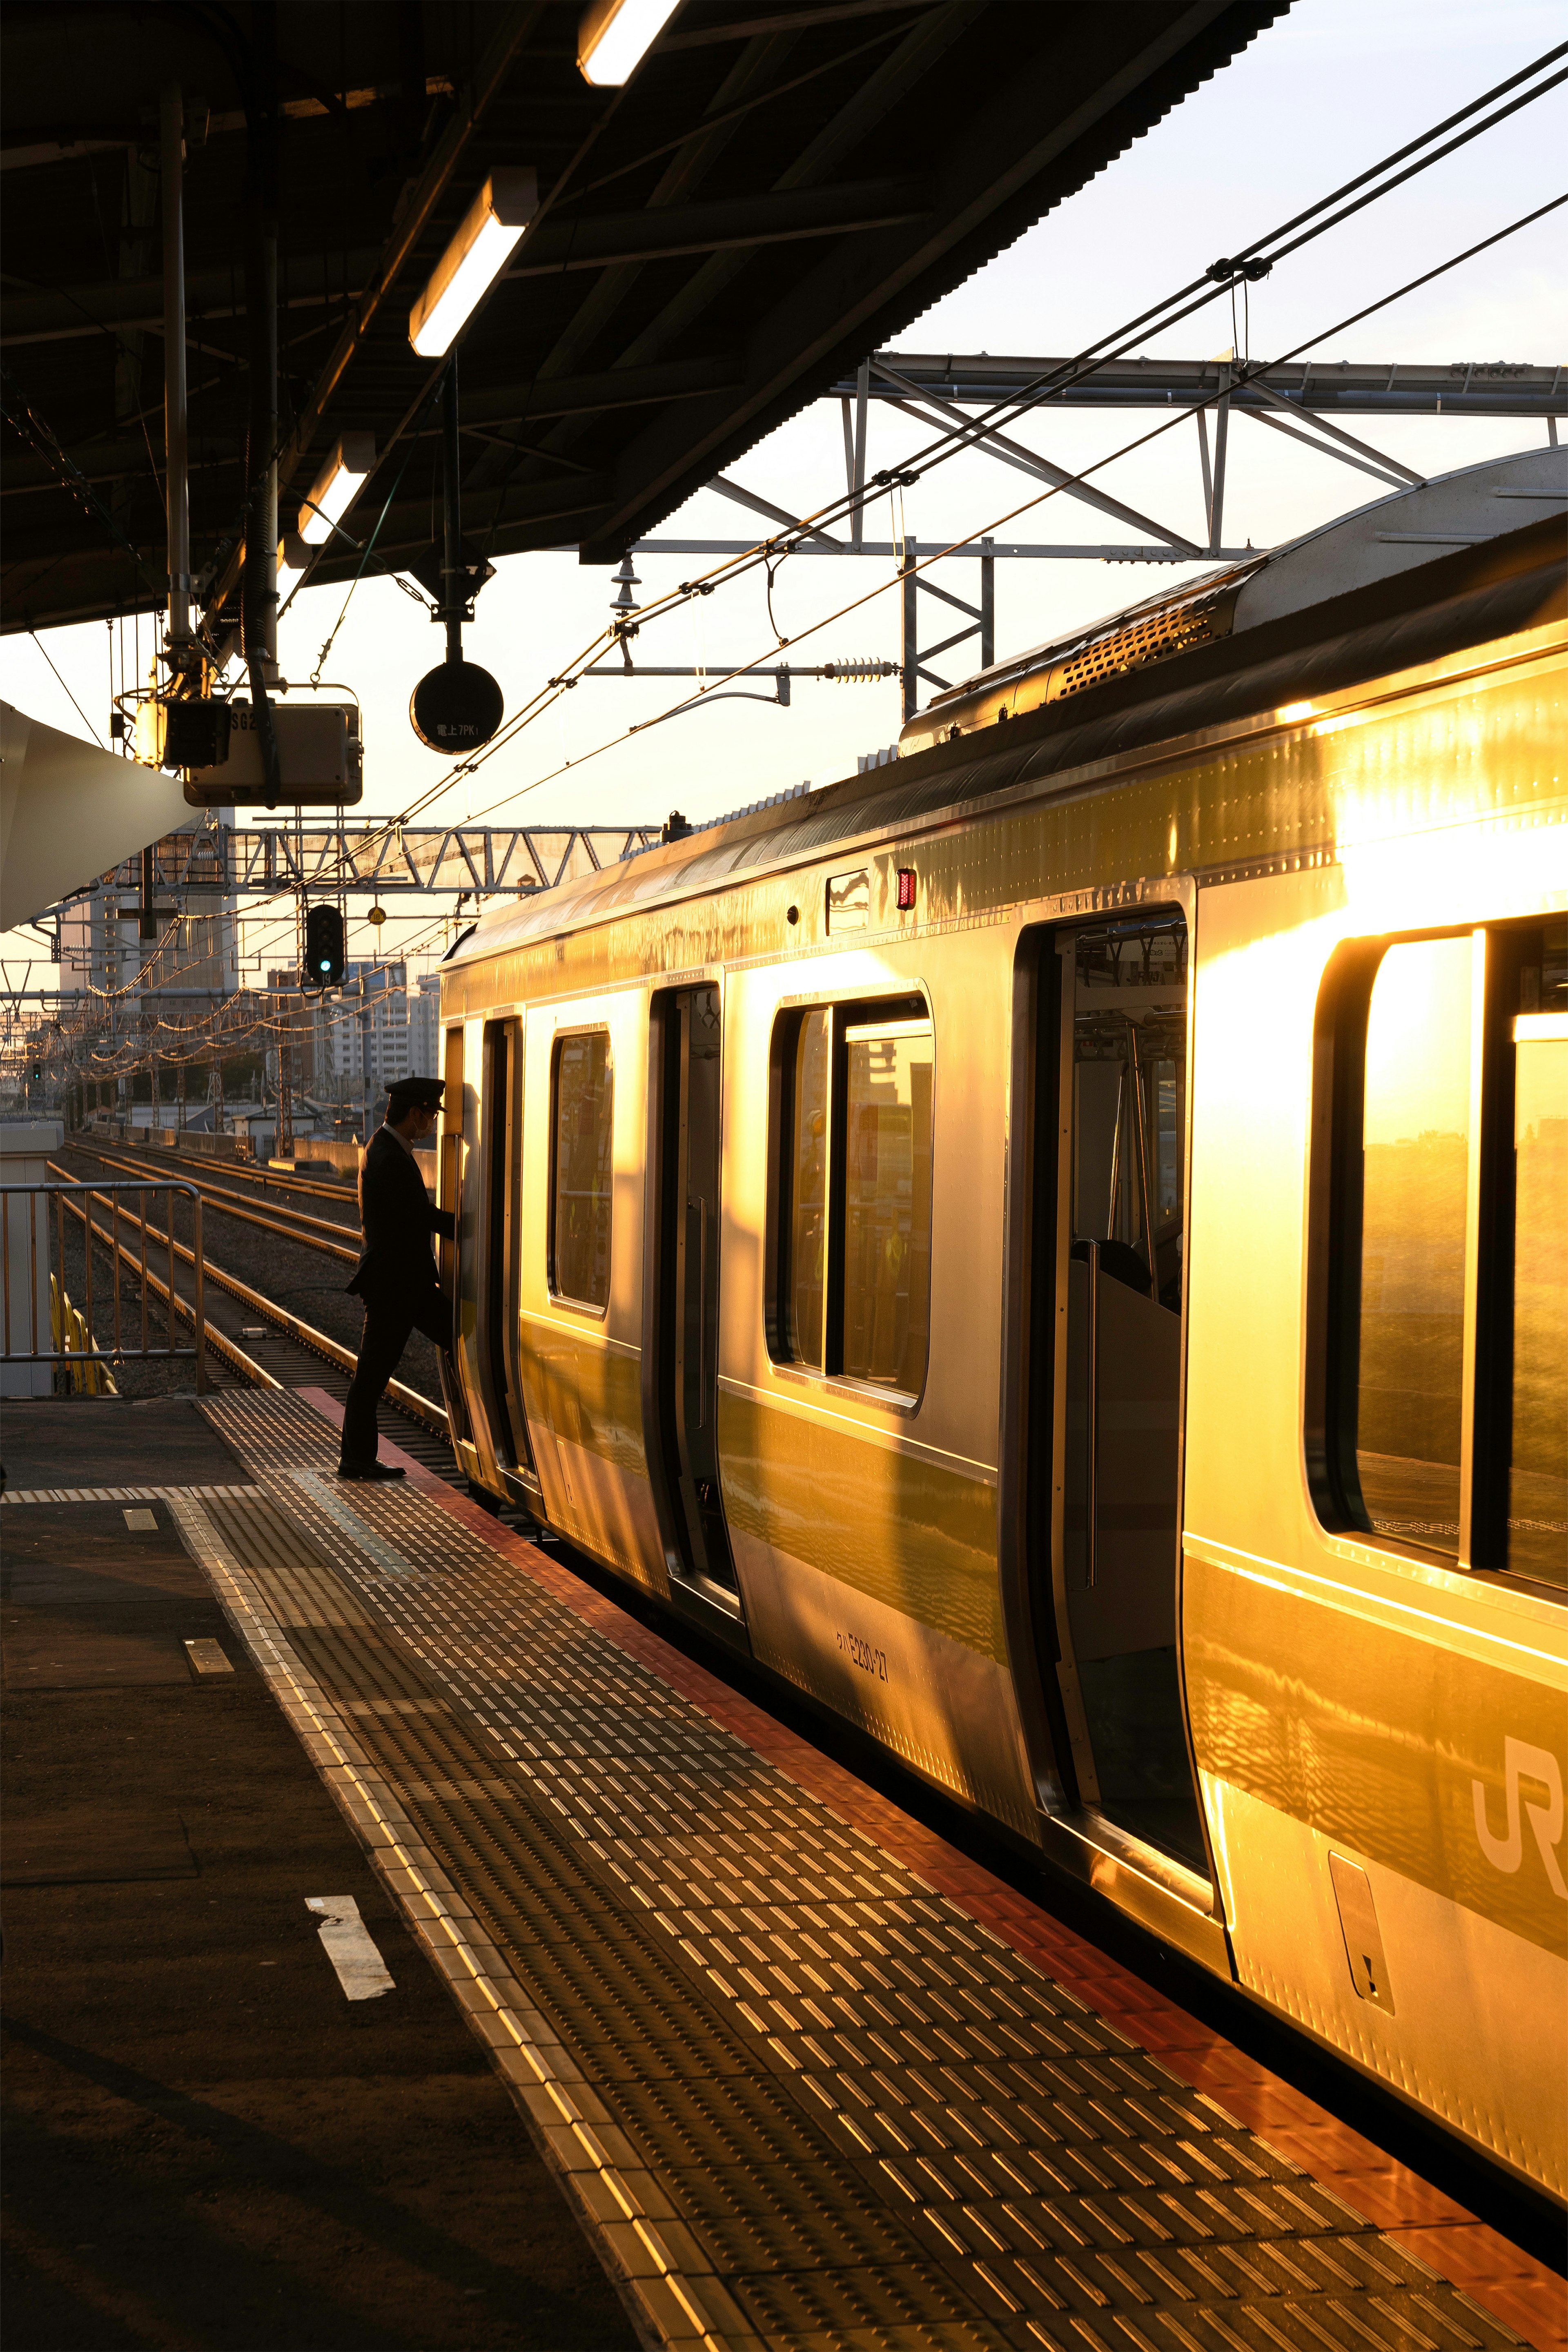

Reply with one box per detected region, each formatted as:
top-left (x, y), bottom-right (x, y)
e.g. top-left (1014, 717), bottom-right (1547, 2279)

top-left (80, 821), bottom-right (664, 903)
top-left (633, 350), bottom-right (1565, 721)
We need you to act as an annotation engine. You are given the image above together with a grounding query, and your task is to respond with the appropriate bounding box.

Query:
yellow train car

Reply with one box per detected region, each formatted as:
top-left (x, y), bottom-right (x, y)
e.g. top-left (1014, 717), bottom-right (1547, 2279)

top-left (439, 448), bottom-right (1567, 2201)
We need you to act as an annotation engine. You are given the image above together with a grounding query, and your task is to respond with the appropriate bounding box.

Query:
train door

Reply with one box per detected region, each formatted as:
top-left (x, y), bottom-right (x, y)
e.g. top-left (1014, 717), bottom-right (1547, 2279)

top-left (477, 1017), bottom-right (539, 1501)
top-left (1039, 912), bottom-right (1208, 1873)
top-left (437, 1023), bottom-right (472, 1448)
top-left (646, 984), bottom-right (743, 1622)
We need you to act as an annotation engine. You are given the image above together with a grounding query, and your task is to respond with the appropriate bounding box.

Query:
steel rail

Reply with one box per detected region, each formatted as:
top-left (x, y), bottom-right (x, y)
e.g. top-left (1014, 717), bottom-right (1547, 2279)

top-left (82, 1130), bottom-right (358, 1207)
top-left (48, 1156), bottom-right (448, 1432)
top-left (80, 1142), bottom-right (360, 1256)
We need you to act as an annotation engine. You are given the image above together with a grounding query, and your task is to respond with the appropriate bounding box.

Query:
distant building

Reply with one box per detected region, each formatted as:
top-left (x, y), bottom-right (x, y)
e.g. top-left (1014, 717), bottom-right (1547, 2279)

top-left (409, 973), bottom-right (441, 1078)
top-left (267, 962), bottom-right (431, 1101)
top-left (60, 815), bottom-right (238, 1003)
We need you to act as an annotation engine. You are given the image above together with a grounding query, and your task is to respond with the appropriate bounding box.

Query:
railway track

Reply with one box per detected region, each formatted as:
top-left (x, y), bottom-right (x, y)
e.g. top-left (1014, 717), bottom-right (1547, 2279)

top-left (77, 1141), bottom-right (360, 1259)
top-left (77, 1128), bottom-right (359, 1209)
top-left (49, 1141), bottom-right (460, 1485)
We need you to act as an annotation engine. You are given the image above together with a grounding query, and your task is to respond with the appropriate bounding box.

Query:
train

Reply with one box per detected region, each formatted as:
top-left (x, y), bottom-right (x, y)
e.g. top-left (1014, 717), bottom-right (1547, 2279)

top-left (434, 444), bottom-right (1566, 2202)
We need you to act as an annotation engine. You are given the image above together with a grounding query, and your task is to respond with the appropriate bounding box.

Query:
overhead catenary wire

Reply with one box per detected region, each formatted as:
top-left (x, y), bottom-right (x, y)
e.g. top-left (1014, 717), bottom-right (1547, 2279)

top-left (171, 33), bottom-right (1568, 809)
top-left (32, 167), bottom-right (1566, 1084)
top-left (249, 43), bottom-right (1568, 895)
top-left (16, 57), bottom-right (1564, 1078)
top-left (374, 187), bottom-right (1568, 842)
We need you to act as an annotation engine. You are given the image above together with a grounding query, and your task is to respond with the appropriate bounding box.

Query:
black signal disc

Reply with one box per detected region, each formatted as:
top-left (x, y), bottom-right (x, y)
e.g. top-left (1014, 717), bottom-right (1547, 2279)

top-left (410, 659), bottom-right (505, 752)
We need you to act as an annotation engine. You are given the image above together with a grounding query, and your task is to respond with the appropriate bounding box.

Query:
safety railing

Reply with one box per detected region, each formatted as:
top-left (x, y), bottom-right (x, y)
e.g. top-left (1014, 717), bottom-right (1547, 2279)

top-left (1, 1180), bottom-right (206, 1394)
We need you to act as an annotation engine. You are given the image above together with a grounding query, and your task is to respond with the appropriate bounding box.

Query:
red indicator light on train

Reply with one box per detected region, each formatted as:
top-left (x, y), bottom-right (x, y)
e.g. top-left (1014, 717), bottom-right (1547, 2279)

top-left (896, 868), bottom-right (917, 911)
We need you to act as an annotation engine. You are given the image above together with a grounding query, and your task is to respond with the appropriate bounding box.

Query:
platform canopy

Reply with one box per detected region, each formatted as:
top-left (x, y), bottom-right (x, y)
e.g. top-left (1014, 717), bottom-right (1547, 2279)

top-left (1, 0), bottom-right (1284, 637)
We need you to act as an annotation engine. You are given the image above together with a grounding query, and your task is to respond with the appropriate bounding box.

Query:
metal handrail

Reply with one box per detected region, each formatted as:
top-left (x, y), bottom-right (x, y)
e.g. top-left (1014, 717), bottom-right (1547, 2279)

top-left (1, 1180), bottom-right (206, 1393)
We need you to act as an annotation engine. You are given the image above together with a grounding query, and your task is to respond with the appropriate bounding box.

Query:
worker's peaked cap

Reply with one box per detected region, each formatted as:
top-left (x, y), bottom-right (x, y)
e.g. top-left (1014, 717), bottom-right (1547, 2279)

top-left (385, 1076), bottom-right (445, 1110)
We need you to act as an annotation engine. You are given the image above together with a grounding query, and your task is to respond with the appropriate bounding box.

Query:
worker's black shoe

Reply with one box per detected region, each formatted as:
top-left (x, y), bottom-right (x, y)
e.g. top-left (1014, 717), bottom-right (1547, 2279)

top-left (336, 1461), bottom-right (406, 1482)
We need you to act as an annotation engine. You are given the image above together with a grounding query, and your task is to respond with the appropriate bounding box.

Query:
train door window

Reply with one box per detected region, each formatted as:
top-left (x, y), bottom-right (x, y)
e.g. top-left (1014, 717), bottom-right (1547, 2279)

top-left (769, 996), bottom-right (931, 1399)
top-left (786, 1009), bottom-right (829, 1369)
top-left (481, 1018), bottom-right (533, 1473)
top-left (550, 1030), bottom-right (612, 1310)
top-left (650, 986), bottom-right (737, 1592)
top-left (1508, 917), bottom-right (1566, 1588)
top-left (1355, 937), bottom-right (1473, 1557)
top-left (439, 1025), bottom-right (471, 1443)
top-left (439, 1025), bottom-right (464, 1308)
top-left (1044, 913), bottom-right (1206, 1872)
top-left (1314, 915), bottom-right (1566, 1591)
top-left (842, 1020), bottom-right (933, 1394)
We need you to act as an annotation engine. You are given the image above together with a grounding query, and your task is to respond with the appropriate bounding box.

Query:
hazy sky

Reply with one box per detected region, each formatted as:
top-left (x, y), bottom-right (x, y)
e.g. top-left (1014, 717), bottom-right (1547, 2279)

top-left (3, 0), bottom-right (1564, 993)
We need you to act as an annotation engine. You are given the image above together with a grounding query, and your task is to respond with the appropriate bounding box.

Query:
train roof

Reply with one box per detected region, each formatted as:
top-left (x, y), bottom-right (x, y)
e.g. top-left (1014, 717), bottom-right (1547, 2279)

top-left (448, 447), bottom-right (1566, 972)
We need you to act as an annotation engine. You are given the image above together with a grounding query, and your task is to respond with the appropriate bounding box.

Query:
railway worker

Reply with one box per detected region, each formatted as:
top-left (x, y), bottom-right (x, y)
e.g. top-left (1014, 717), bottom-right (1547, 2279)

top-left (339, 1074), bottom-right (455, 1481)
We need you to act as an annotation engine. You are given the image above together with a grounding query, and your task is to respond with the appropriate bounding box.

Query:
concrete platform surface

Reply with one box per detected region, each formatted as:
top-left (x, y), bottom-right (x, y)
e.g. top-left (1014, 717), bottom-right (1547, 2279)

top-left (2, 1388), bottom-right (1561, 2352)
top-left (0, 1406), bottom-right (637, 2351)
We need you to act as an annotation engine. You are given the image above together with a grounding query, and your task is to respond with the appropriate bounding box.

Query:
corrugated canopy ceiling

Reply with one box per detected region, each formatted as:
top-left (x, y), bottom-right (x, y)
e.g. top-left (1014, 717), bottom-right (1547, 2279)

top-left (1, 0), bottom-right (1283, 635)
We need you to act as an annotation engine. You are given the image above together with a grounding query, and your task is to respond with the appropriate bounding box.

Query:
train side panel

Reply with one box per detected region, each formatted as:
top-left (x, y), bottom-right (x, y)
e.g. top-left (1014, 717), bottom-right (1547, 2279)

top-left (717, 933), bottom-right (1038, 1836)
top-left (515, 988), bottom-right (668, 1595)
top-left (442, 614), bottom-right (1566, 2200)
top-left (1182, 661), bottom-right (1568, 2196)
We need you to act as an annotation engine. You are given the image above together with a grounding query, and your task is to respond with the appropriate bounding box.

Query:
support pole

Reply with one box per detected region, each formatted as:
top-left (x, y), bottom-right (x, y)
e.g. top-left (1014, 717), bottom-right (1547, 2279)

top-left (442, 359), bottom-right (463, 666)
top-left (241, 5), bottom-right (281, 800)
top-left (159, 85), bottom-right (192, 664)
top-left (851, 359), bottom-right (869, 555)
top-left (980, 537), bottom-right (994, 668)
top-left (1208, 371), bottom-right (1230, 557)
top-left (900, 542), bottom-right (918, 724)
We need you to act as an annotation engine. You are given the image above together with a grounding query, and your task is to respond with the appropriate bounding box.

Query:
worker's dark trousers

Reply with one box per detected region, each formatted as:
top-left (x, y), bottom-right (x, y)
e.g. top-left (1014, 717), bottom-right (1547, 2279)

top-left (340, 1290), bottom-right (451, 1466)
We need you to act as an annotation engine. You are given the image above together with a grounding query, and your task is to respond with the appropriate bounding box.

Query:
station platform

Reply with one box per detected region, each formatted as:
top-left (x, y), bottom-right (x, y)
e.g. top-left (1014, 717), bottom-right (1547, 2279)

top-left (2, 1390), bottom-right (1561, 2352)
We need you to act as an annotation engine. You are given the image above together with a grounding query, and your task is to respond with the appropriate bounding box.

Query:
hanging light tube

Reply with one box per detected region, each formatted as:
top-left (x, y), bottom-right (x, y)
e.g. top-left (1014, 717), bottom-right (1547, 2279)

top-left (577, 0), bottom-right (681, 86)
top-left (276, 531), bottom-right (311, 596)
top-left (408, 167), bottom-right (539, 358)
top-left (297, 433), bottom-right (375, 545)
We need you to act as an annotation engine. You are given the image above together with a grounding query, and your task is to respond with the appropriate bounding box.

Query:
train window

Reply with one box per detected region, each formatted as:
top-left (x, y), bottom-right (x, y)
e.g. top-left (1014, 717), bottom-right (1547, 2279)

top-left (770, 995), bottom-right (931, 1396)
top-left (550, 1030), bottom-right (612, 1309)
top-left (1355, 936), bottom-right (1473, 1558)
top-left (1070, 920), bottom-right (1187, 1307)
top-left (842, 1020), bottom-right (933, 1394)
top-left (1315, 915), bottom-right (1566, 1588)
top-left (788, 1010), bottom-right (829, 1367)
top-left (1509, 917), bottom-right (1567, 1588)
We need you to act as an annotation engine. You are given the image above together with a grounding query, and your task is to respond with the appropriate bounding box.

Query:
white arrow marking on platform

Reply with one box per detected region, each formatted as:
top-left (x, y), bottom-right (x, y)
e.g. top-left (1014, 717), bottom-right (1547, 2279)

top-left (305, 1895), bottom-right (395, 2000)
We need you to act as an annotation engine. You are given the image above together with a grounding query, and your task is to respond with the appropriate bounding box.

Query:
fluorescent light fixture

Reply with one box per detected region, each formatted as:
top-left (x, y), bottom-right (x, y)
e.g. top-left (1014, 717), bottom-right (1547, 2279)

top-left (277, 531), bottom-right (311, 588)
top-left (577, 0), bottom-right (681, 87)
top-left (297, 433), bottom-right (375, 546)
top-left (408, 167), bottom-right (539, 357)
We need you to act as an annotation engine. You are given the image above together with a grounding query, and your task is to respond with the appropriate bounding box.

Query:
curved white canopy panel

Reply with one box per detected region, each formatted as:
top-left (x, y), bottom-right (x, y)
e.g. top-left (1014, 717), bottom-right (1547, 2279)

top-left (0, 701), bottom-right (189, 931)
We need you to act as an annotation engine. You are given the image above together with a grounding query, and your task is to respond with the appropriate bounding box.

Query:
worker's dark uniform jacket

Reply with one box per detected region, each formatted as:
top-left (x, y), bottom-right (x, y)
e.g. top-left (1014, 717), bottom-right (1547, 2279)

top-left (339, 1120), bottom-right (455, 1469)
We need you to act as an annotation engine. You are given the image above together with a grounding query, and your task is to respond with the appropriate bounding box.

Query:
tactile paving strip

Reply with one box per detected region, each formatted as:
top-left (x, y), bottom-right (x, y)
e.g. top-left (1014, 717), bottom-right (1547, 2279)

top-left (190, 1390), bottom-right (1525, 2352)
top-left (0, 1483), bottom-right (255, 1504)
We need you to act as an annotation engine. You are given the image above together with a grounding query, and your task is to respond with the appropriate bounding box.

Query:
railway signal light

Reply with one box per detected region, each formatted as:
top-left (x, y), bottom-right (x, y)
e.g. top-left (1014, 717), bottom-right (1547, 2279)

top-left (303, 904), bottom-right (346, 990)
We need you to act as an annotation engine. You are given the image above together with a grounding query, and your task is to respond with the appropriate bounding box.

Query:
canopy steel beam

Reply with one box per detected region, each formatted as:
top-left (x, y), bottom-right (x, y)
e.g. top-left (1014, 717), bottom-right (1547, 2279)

top-left (503, 178), bottom-right (931, 277)
top-left (634, 538), bottom-right (1256, 559)
top-left (825, 352), bottom-right (1568, 419)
